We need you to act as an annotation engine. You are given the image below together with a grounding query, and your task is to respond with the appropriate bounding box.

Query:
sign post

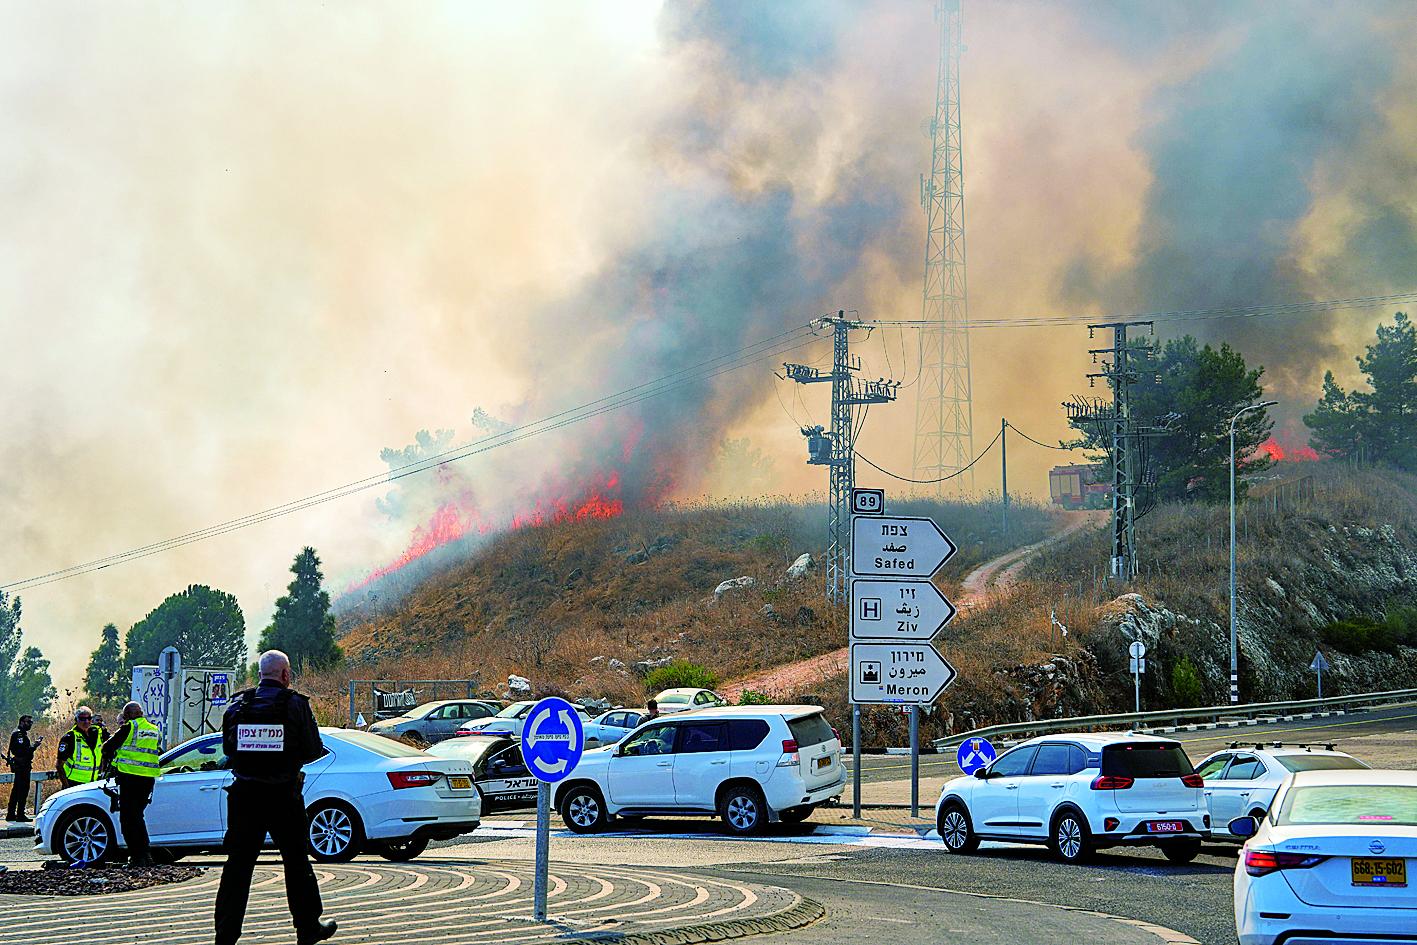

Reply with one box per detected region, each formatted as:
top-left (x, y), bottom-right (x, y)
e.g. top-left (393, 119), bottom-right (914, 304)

top-left (1310, 650), bottom-right (1330, 699)
top-left (1129, 640), bottom-right (1146, 713)
top-left (520, 696), bottom-right (585, 923)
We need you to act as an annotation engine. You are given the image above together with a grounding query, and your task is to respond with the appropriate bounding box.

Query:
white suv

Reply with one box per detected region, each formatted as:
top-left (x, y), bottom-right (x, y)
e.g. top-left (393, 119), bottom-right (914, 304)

top-left (935, 732), bottom-right (1208, 863)
top-left (553, 705), bottom-right (846, 835)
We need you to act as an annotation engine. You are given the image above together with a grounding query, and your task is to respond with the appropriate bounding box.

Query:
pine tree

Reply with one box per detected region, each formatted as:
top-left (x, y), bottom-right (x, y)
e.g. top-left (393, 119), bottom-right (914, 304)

top-left (85, 623), bottom-right (127, 704)
top-left (259, 547), bottom-right (342, 672)
top-left (1305, 312), bottom-right (1417, 469)
top-left (1303, 371), bottom-right (1362, 459)
top-left (124, 585), bottom-right (247, 671)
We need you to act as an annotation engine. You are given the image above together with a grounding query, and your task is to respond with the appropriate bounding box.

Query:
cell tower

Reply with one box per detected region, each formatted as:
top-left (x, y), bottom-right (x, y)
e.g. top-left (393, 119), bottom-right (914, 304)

top-left (911, 0), bottom-right (974, 492)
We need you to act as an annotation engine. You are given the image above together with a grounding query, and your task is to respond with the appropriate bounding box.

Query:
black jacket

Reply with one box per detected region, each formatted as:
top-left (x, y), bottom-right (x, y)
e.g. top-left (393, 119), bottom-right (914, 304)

top-left (222, 679), bottom-right (324, 784)
top-left (6, 729), bottom-right (36, 770)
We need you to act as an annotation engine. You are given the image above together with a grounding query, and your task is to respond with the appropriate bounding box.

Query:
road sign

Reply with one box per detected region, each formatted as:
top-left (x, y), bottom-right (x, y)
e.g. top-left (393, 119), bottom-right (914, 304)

top-left (850, 643), bottom-right (957, 704)
top-left (1130, 657), bottom-right (1146, 674)
top-left (851, 488), bottom-right (885, 516)
top-left (956, 737), bottom-right (997, 775)
top-left (1128, 640), bottom-right (1146, 659)
top-left (851, 516), bottom-right (957, 578)
top-left (521, 696), bottom-right (585, 784)
top-left (850, 579), bottom-right (956, 642)
top-left (1310, 651), bottom-right (1330, 672)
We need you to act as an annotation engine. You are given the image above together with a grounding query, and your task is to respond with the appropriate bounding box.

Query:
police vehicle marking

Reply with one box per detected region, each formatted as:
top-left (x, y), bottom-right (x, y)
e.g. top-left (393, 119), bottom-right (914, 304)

top-left (235, 723), bottom-right (285, 752)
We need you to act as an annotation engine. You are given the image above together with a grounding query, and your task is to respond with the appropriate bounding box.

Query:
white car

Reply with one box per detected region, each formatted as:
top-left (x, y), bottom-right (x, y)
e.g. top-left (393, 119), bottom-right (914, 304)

top-left (33, 729), bottom-right (480, 865)
top-left (1231, 769), bottom-right (1416, 945)
top-left (1196, 742), bottom-right (1369, 838)
top-left (456, 700), bottom-right (591, 738)
top-left (582, 708), bottom-right (648, 748)
top-left (935, 732), bottom-right (1208, 864)
top-left (552, 705), bottom-right (845, 835)
top-left (652, 688), bottom-right (728, 714)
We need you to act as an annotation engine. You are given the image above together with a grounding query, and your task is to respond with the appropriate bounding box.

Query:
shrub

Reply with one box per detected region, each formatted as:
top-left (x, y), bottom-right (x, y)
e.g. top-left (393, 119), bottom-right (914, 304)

top-left (736, 689), bottom-right (773, 705)
top-left (1170, 655), bottom-right (1205, 708)
top-left (1319, 613), bottom-right (1417, 655)
top-left (644, 660), bottom-right (719, 693)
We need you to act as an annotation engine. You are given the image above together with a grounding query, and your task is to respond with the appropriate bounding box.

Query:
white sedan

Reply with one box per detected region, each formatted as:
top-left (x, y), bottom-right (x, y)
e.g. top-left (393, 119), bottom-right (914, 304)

top-left (1232, 769), bottom-right (1416, 945)
top-left (1195, 742), bottom-right (1369, 838)
top-left (33, 729), bottom-right (480, 865)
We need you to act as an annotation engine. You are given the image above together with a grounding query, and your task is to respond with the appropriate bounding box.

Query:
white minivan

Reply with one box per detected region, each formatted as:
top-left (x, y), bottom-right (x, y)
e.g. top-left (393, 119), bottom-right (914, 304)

top-left (553, 705), bottom-right (846, 835)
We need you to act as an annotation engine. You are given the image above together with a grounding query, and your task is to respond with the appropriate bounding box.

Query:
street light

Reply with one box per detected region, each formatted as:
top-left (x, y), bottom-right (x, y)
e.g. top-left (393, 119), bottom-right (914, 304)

top-left (1229, 400), bottom-right (1278, 704)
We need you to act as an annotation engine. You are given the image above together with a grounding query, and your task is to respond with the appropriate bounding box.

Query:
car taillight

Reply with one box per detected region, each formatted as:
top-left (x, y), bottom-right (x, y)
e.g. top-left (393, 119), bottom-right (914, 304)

top-left (1244, 849), bottom-right (1329, 876)
top-left (831, 728), bottom-right (840, 742)
top-left (1090, 775), bottom-right (1134, 790)
top-left (387, 771), bottom-right (442, 790)
top-left (778, 739), bottom-right (800, 767)
top-left (1181, 774), bottom-right (1204, 788)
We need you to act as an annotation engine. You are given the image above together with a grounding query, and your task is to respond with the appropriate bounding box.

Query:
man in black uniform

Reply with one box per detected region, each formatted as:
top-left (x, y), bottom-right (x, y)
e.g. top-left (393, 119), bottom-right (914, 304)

top-left (214, 650), bottom-right (336, 945)
top-left (6, 715), bottom-right (40, 821)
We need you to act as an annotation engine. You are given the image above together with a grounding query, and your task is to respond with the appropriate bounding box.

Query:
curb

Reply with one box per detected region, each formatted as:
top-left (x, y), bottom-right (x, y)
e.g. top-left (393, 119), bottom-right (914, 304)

top-left (1144, 708), bottom-right (1351, 735)
top-left (602, 895), bottom-right (825, 945)
top-left (0, 825), bottom-right (33, 840)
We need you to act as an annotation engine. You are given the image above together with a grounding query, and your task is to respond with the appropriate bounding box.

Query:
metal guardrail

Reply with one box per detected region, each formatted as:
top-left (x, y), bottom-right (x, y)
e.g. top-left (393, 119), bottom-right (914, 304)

top-left (0, 770), bottom-right (57, 820)
top-left (932, 687), bottom-right (1417, 751)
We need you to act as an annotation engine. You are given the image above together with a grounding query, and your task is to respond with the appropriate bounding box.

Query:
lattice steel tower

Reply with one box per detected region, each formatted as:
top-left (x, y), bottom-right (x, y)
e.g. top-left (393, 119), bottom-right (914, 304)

top-left (912, 0), bottom-right (974, 492)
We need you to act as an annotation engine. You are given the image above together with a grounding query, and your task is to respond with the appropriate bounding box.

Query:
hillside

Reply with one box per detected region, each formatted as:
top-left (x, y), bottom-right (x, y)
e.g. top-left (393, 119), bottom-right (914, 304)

top-left (316, 497), bottom-right (1058, 718)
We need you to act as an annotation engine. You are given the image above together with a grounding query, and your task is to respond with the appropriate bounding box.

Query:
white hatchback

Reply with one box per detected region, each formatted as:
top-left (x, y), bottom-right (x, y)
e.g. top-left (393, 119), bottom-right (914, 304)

top-left (1195, 743), bottom-right (1369, 839)
top-left (935, 732), bottom-right (1208, 863)
top-left (1232, 770), bottom-right (1416, 945)
top-left (552, 705), bottom-right (845, 835)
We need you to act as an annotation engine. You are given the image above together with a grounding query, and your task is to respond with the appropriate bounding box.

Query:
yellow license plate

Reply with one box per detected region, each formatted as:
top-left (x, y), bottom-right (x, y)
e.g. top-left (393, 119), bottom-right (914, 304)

top-left (1352, 857), bottom-right (1407, 888)
top-left (449, 776), bottom-right (472, 790)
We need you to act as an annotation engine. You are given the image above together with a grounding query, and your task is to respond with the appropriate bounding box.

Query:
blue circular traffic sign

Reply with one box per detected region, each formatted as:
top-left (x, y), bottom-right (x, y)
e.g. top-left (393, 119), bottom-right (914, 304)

top-left (956, 737), bottom-right (997, 775)
top-left (520, 697), bottom-right (585, 784)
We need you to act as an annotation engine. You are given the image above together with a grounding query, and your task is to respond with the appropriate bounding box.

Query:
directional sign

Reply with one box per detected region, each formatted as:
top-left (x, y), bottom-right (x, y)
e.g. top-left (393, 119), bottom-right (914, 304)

top-left (1310, 651), bottom-right (1331, 672)
top-left (850, 578), bottom-right (956, 642)
top-left (851, 488), bottom-right (885, 516)
top-left (1130, 657), bottom-right (1146, 674)
top-left (956, 737), bottom-right (997, 775)
top-left (520, 696), bottom-right (585, 784)
top-left (850, 643), bottom-right (958, 704)
top-left (851, 516), bottom-right (957, 578)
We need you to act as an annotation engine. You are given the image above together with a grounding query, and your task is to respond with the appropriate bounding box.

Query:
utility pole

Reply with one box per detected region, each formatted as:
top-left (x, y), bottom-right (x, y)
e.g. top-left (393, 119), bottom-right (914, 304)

top-left (787, 313), bottom-right (899, 603)
top-left (912, 0), bottom-right (974, 493)
top-left (1000, 418), bottom-right (1008, 535)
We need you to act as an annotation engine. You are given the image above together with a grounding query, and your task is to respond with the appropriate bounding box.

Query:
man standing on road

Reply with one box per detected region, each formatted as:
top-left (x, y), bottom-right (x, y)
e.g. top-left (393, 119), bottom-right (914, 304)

top-left (101, 702), bottom-right (161, 867)
top-left (644, 699), bottom-right (660, 722)
top-left (5, 715), bottom-right (40, 822)
top-left (56, 706), bottom-right (103, 789)
top-left (214, 650), bottom-right (336, 945)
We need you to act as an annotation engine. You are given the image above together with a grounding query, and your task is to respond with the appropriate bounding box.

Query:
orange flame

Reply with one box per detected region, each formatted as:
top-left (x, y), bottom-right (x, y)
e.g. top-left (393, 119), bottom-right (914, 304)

top-left (1259, 437), bottom-right (1320, 462)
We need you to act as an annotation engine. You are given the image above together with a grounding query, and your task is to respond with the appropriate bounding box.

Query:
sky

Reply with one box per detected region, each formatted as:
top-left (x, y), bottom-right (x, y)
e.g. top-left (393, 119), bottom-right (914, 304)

top-left (2, 0), bottom-right (1415, 693)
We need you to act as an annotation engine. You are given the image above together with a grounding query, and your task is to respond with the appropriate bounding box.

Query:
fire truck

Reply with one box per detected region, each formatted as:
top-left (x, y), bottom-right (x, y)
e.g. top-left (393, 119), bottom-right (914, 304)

top-left (1048, 464), bottom-right (1111, 510)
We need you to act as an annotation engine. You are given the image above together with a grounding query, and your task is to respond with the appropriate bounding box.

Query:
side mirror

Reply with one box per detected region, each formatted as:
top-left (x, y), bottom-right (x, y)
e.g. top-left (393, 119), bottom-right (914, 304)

top-left (1228, 816), bottom-right (1258, 838)
top-left (973, 768), bottom-right (990, 780)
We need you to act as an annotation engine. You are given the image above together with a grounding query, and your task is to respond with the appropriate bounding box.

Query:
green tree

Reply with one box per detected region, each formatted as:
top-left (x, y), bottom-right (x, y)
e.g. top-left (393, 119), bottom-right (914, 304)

top-left (84, 623), bottom-right (128, 704)
top-left (1306, 312), bottom-right (1417, 469)
top-left (258, 547), bottom-right (342, 672)
top-left (1170, 655), bottom-right (1205, 708)
top-left (0, 590), bottom-right (22, 719)
top-left (1067, 336), bottom-right (1273, 503)
top-left (124, 584), bottom-right (247, 671)
top-left (1303, 371), bottom-right (1363, 459)
top-left (0, 592), bottom-right (55, 719)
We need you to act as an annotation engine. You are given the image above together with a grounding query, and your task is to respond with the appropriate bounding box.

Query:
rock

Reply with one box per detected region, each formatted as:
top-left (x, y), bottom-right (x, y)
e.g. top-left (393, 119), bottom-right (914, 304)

top-left (760, 604), bottom-right (780, 622)
top-left (785, 553), bottom-right (815, 580)
top-left (632, 656), bottom-right (673, 676)
top-left (713, 576), bottom-right (756, 598)
top-left (506, 675), bottom-right (532, 697)
top-left (608, 658), bottom-right (627, 672)
top-left (588, 656), bottom-right (605, 665)
top-left (626, 550), bottom-right (649, 564)
top-left (579, 697), bottom-right (612, 713)
top-left (794, 605), bottom-right (816, 626)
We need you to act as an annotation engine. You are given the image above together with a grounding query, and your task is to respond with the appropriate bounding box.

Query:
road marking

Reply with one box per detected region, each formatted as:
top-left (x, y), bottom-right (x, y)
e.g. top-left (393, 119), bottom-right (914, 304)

top-left (1174, 710), bottom-right (1417, 744)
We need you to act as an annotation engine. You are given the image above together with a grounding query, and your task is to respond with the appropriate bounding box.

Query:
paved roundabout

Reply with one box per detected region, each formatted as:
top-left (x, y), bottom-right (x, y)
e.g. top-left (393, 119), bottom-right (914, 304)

top-left (0, 855), bottom-right (821, 945)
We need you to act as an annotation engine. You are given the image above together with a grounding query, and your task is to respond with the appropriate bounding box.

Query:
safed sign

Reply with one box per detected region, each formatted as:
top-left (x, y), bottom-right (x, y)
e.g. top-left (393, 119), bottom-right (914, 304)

top-left (850, 516), bottom-right (957, 578)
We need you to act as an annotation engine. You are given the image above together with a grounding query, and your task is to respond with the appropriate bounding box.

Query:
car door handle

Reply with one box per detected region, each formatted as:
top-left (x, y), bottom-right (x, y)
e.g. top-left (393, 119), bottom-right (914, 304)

top-left (1050, 782), bottom-right (1065, 789)
top-left (200, 785), bottom-right (223, 792)
top-left (710, 760), bottom-right (727, 765)
top-left (1005, 784), bottom-right (1019, 790)
top-left (656, 761), bottom-right (672, 767)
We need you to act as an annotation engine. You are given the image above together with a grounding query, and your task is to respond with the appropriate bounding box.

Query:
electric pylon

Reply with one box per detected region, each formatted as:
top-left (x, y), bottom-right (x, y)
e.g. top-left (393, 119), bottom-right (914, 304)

top-left (912, 0), bottom-right (974, 493)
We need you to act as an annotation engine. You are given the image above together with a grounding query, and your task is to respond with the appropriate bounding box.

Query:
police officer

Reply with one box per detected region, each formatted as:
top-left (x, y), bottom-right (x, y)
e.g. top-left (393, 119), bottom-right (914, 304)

top-left (214, 650), bottom-right (336, 945)
top-left (56, 706), bottom-right (103, 789)
top-left (101, 702), bottom-right (161, 867)
top-left (6, 714), bottom-right (41, 822)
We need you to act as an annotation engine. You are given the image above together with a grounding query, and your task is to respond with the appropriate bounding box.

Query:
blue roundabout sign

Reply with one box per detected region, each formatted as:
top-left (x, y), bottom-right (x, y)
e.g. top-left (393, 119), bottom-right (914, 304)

top-left (520, 696), bottom-right (585, 784)
top-left (956, 737), bottom-right (997, 776)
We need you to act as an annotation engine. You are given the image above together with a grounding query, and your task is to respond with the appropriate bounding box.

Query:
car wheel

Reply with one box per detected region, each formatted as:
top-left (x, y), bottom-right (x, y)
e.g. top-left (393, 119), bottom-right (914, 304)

top-left (376, 837), bottom-right (429, 862)
top-left (779, 805), bottom-right (816, 825)
top-left (559, 785), bottom-right (607, 834)
top-left (937, 803), bottom-right (980, 854)
top-left (719, 784), bottom-right (767, 836)
top-left (307, 801), bottom-right (365, 862)
top-left (1162, 838), bottom-right (1201, 864)
top-left (1049, 810), bottom-right (1094, 864)
top-left (55, 807), bottom-right (116, 865)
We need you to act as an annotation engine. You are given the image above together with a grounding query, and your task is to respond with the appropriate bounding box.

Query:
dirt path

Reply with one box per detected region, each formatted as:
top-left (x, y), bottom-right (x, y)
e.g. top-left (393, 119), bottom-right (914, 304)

top-left (719, 512), bottom-right (1099, 700)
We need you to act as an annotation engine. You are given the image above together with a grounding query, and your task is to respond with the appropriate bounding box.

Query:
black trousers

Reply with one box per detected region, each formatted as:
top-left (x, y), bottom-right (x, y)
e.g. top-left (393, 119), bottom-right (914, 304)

top-left (6, 768), bottom-right (29, 818)
top-left (214, 780), bottom-right (323, 945)
top-left (115, 773), bottom-right (154, 858)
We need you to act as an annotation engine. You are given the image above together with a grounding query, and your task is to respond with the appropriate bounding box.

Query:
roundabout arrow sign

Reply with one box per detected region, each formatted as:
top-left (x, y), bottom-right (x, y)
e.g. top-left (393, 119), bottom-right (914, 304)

top-left (521, 696), bottom-right (585, 783)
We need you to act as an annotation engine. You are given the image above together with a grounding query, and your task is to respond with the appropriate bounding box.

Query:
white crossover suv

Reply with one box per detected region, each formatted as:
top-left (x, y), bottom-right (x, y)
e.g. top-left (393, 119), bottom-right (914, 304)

top-left (935, 731), bottom-right (1208, 863)
top-left (1195, 742), bottom-right (1369, 839)
top-left (553, 705), bottom-right (846, 836)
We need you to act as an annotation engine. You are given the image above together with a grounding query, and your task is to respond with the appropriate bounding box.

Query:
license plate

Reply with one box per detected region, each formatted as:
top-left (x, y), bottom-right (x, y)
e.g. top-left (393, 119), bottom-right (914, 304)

top-left (815, 756), bottom-right (831, 771)
top-left (1352, 857), bottom-right (1407, 888)
top-left (449, 776), bottom-right (472, 790)
top-left (1146, 821), bottom-right (1184, 833)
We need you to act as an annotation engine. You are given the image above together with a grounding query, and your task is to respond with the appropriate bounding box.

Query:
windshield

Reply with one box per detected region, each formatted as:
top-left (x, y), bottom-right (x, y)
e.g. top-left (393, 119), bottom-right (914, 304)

top-left (1275, 755), bottom-right (1369, 773)
top-left (659, 693), bottom-right (692, 705)
top-left (428, 739), bottom-right (496, 764)
top-left (1279, 784), bottom-right (1417, 826)
top-left (496, 701), bottom-right (533, 718)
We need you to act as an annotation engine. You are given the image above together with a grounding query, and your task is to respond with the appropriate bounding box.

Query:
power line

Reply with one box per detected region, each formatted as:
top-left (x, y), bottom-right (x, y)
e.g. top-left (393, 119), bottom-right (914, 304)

top-left (3, 326), bottom-right (822, 593)
top-left (1005, 422), bottom-right (1074, 451)
top-left (859, 424), bottom-right (1003, 485)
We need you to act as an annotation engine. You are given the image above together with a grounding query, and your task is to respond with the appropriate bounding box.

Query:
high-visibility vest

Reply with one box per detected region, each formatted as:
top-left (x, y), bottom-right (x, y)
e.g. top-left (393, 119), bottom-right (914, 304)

top-left (112, 718), bottom-right (162, 778)
top-left (61, 728), bottom-right (101, 783)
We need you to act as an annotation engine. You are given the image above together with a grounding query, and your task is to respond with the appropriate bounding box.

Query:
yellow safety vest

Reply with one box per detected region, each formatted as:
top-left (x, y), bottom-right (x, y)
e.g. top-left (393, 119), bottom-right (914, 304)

top-left (61, 728), bottom-right (101, 783)
top-left (112, 718), bottom-right (162, 778)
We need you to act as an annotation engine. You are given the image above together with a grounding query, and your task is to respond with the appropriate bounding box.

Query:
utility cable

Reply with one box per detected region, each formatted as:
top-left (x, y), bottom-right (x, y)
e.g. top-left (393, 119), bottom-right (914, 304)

top-left (1005, 422), bottom-right (1075, 451)
top-left (858, 424), bottom-right (1004, 484)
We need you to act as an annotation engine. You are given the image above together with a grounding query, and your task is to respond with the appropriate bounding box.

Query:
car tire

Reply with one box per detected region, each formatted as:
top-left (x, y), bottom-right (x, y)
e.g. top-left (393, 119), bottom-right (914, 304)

top-left (376, 837), bottom-right (429, 862)
top-left (1049, 810), bottom-right (1094, 864)
top-left (937, 803), bottom-right (980, 854)
top-left (1161, 838), bottom-right (1202, 864)
top-left (559, 785), bottom-right (608, 834)
top-left (307, 801), bottom-right (365, 862)
top-left (54, 806), bottom-right (116, 865)
top-left (719, 784), bottom-right (767, 836)
top-left (779, 805), bottom-right (816, 825)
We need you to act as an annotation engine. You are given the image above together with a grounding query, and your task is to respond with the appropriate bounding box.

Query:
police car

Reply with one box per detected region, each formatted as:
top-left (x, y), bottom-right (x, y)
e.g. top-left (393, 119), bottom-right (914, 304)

top-left (426, 735), bottom-right (539, 811)
top-left (33, 729), bottom-right (480, 865)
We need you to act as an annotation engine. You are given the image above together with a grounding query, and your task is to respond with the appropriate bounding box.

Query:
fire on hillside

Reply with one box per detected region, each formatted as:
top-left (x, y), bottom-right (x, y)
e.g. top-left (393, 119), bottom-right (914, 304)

top-left (1258, 437), bottom-right (1320, 462)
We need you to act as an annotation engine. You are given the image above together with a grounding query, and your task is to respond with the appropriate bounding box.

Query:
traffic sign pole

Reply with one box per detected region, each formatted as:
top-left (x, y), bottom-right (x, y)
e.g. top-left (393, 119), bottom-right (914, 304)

top-left (851, 705), bottom-right (861, 818)
top-left (521, 696), bottom-right (585, 925)
top-left (534, 781), bottom-right (550, 921)
top-left (909, 706), bottom-right (920, 817)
